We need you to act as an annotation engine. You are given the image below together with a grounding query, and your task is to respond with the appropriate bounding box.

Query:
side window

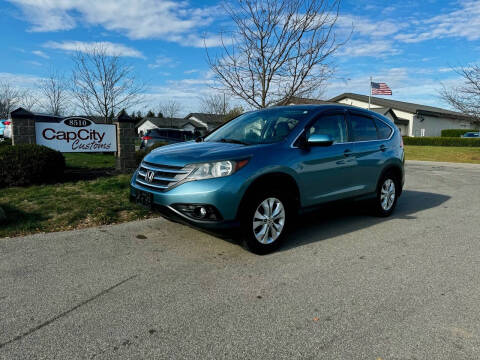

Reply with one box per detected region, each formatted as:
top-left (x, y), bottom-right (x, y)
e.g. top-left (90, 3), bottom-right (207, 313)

top-left (350, 114), bottom-right (377, 141)
top-left (168, 130), bottom-right (181, 139)
top-left (158, 129), bottom-right (167, 137)
top-left (375, 118), bottom-right (393, 139)
top-left (308, 114), bottom-right (347, 144)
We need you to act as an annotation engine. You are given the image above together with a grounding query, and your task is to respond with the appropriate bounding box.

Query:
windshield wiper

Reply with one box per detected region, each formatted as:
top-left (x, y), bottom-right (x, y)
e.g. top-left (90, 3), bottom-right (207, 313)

top-left (218, 138), bottom-right (249, 145)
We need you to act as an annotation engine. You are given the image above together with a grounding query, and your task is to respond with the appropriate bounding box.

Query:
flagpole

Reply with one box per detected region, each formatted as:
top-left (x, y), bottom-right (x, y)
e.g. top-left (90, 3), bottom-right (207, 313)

top-left (369, 76), bottom-right (372, 110)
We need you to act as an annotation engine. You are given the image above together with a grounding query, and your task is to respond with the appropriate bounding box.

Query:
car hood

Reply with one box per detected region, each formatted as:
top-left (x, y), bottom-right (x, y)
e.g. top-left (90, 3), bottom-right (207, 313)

top-left (143, 141), bottom-right (272, 167)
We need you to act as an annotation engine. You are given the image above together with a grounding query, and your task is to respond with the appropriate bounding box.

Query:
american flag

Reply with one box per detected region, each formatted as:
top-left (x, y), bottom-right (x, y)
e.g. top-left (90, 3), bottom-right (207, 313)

top-left (371, 82), bottom-right (392, 95)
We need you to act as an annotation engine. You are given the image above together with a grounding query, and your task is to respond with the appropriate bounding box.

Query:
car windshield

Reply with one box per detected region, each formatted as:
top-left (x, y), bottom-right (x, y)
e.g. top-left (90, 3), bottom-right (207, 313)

top-left (204, 108), bottom-right (310, 145)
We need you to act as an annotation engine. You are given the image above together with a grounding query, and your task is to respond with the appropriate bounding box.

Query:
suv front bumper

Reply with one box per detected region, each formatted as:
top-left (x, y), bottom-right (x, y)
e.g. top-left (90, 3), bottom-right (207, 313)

top-left (130, 170), bottom-right (245, 229)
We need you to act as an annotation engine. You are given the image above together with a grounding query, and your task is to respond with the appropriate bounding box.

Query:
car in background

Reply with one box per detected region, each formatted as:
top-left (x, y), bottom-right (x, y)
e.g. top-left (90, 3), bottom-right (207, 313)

top-left (131, 105), bottom-right (405, 254)
top-left (0, 120), bottom-right (12, 139)
top-left (461, 132), bottom-right (480, 138)
top-left (140, 128), bottom-right (195, 149)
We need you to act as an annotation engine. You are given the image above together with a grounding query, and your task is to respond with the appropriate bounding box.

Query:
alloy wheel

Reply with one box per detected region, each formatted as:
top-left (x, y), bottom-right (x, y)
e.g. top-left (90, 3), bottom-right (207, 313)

top-left (252, 197), bottom-right (286, 244)
top-left (380, 178), bottom-right (396, 211)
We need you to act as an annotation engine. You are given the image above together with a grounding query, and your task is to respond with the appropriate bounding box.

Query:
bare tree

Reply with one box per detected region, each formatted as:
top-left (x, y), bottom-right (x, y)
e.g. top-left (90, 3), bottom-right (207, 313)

top-left (39, 70), bottom-right (69, 116)
top-left (71, 44), bottom-right (144, 123)
top-left (440, 65), bottom-right (480, 126)
top-left (207, 0), bottom-right (344, 109)
top-left (200, 93), bottom-right (231, 115)
top-left (0, 81), bottom-right (23, 118)
top-left (158, 100), bottom-right (181, 118)
top-left (19, 91), bottom-right (39, 112)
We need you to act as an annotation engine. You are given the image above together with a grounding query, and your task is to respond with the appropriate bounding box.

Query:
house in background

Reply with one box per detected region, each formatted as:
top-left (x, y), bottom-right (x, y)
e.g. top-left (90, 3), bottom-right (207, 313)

top-left (135, 117), bottom-right (185, 136)
top-left (329, 93), bottom-right (474, 137)
top-left (183, 113), bottom-right (227, 133)
top-left (285, 93), bottom-right (474, 136)
top-left (135, 113), bottom-right (227, 136)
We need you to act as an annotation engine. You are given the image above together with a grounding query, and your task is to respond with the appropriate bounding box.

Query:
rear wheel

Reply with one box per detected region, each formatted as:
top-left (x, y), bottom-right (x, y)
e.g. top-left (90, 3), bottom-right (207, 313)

top-left (373, 171), bottom-right (399, 217)
top-left (240, 190), bottom-right (294, 254)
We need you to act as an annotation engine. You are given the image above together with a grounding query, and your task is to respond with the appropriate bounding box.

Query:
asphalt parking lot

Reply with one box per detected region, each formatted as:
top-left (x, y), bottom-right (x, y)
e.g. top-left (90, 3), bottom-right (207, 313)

top-left (1, 161), bottom-right (480, 359)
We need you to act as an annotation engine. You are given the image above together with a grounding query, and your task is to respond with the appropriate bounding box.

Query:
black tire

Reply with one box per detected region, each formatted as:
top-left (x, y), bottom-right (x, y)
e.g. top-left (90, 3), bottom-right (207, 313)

top-left (240, 188), bottom-right (295, 255)
top-left (372, 170), bottom-right (400, 217)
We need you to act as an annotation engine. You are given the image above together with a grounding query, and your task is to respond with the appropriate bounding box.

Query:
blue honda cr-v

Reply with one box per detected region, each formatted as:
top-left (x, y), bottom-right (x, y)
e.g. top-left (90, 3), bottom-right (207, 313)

top-left (130, 104), bottom-right (404, 253)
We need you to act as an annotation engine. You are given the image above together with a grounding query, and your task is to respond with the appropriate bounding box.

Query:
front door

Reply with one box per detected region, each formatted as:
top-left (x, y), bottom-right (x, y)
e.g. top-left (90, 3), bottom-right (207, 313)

top-left (296, 112), bottom-right (357, 207)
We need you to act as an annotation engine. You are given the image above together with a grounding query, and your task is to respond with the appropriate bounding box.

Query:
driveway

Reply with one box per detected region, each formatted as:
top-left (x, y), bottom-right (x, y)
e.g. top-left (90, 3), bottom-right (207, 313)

top-left (1, 161), bottom-right (480, 359)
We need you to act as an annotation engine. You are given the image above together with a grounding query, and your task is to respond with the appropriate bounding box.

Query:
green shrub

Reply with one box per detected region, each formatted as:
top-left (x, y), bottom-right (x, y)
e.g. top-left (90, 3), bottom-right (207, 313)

top-left (441, 129), bottom-right (478, 137)
top-left (135, 142), bottom-right (168, 165)
top-left (0, 144), bottom-right (65, 188)
top-left (403, 137), bottom-right (480, 147)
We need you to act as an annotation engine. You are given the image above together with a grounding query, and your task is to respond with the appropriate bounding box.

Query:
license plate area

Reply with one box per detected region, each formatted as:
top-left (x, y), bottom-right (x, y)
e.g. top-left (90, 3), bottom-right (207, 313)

top-left (135, 190), bottom-right (153, 209)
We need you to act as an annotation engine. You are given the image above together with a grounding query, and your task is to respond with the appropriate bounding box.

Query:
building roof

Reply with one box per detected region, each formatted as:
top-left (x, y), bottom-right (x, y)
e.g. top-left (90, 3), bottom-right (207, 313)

top-left (184, 113), bottom-right (226, 127)
top-left (277, 96), bottom-right (333, 106)
top-left (329, 93), bottom-right (471, 120)
top-left (181, 118), bottom-right (208, 129)
top-left (135, 117), bottom-right (185, 129)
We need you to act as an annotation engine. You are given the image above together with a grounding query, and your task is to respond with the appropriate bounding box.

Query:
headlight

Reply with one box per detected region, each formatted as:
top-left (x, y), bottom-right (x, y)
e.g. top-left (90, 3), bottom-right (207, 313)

top-left (186, 160), bottom-right (248, 180)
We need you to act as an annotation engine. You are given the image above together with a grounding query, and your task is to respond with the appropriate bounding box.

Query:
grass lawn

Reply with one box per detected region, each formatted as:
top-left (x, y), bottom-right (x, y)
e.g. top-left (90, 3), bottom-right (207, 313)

top-left (64, 152), bottom-right (116, 169)
top-left (0, 174), bottom-right (152, 238)
top-left (405, 145), bottom-right (480, 164)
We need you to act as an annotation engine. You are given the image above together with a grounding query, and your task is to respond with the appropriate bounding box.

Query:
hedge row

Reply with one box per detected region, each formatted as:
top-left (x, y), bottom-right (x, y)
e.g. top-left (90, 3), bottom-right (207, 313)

top-left (441, 129), bottom-right (479, 137)
top-left (0, 144), bottom-right (65, 188)
top-left (403, 137), bottom-right (480, 147)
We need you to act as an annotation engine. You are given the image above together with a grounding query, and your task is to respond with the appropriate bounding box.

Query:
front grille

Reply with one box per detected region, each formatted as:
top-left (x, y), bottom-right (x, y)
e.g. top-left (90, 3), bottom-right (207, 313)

top-left (136, 161), bottom-right (192, 191)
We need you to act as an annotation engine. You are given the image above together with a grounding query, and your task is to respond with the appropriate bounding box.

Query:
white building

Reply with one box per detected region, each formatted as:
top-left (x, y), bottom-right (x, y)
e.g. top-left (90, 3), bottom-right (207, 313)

top-left (135, 113), bottom-right (227, 136)
top-left (329, 93), bottom-right (475, 137)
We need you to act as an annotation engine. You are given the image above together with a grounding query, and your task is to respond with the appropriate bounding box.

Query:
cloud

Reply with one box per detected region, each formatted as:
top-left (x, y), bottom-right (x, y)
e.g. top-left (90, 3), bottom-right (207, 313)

top-left (0, 72), bottom-right (43, 87)
top-left (338, 40), bottom-right (401, 58)
top-left (148, 55), bottom-right (176, 69)
top-left (141, 71), bottom-right (220, 115)
top-left (337, 15), bottom-right (402, 38)
top-left (25, 60), bottom-right (43, 67)
top-left (7, 0), bottom-right (222, 47)
top-left (43, 41), bottom-right (144, 58)
top-left (32, 50), bottom-right (50, 59)
top-left (395, 0), bottom-right (480, 43)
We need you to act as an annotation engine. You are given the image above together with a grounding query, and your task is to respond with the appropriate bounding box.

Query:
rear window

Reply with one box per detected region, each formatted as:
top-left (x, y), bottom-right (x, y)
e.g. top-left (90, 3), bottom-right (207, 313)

top-left (375, 118), bottom-right (393, 139)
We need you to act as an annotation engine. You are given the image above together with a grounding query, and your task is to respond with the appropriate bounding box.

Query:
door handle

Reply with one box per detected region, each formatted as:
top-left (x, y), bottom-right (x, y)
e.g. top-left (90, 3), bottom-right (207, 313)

top-left (344, 149), bottom-right (353, 157)
top-left (380, 144), bottom-right (387, 152)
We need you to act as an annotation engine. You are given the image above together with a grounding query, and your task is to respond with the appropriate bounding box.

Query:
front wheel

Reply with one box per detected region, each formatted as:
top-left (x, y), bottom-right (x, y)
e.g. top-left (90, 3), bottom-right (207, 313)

top-left (240, 191), bottom-right (293, 254)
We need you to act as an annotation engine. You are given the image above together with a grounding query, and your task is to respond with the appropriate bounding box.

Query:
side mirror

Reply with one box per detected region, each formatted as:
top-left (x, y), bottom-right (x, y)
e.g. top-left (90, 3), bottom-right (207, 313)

top-left (307, 134), bottom-right (334, 147)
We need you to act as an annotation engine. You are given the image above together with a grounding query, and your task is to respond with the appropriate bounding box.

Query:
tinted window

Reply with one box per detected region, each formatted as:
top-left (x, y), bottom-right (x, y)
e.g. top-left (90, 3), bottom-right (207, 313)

top-left (375, 118), bottom-right (392, 139)
top-left (167, 130), bottom-right (181, 139)
top-left (350, 114), bottom-right (377, 141)
top-left (205, 108), bottom-right (309, 145)
top-left (309, 114), bottom-right (347, 144)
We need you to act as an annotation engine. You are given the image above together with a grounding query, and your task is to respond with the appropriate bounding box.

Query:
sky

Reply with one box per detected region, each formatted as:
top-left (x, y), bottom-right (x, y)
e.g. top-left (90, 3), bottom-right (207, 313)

top-left (0, 0), bottom-right (479, 116)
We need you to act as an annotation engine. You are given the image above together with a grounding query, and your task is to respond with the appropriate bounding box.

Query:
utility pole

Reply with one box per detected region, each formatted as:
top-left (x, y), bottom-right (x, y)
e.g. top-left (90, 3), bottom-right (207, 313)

top-left (369, 76), bottom-right (372, 110)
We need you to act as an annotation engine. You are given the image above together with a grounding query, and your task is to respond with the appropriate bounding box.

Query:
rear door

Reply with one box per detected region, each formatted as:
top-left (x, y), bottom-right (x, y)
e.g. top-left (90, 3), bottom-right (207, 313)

top-left (296, 111), bottom-right (358, 206)
top-left (348, 111), bottom-right (393, 195)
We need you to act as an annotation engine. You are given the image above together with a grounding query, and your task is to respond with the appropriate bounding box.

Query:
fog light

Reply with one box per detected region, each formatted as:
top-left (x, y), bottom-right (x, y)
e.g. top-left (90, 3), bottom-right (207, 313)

top-left (197, 206), bottom-right (207, 218)
top-left (172, 203), bottom-right (222, 221)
